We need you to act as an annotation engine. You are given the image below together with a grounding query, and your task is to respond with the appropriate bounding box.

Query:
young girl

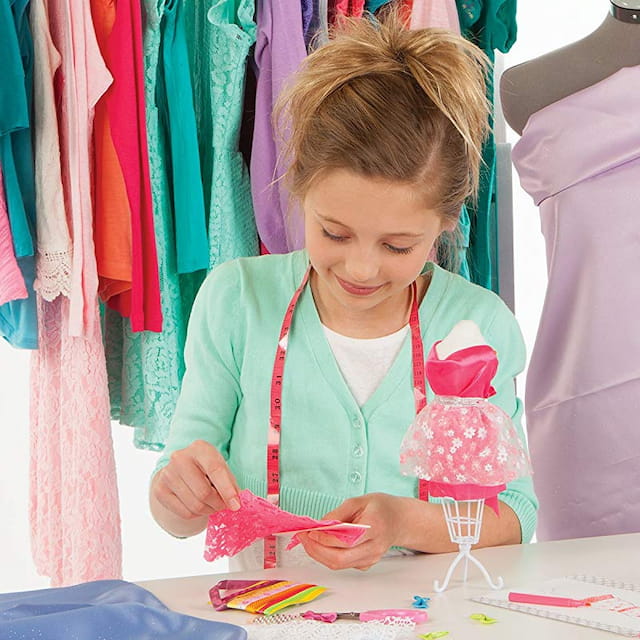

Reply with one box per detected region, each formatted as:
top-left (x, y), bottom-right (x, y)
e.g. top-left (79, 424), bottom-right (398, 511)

top-left (150, 13), bottom-right (537, 571)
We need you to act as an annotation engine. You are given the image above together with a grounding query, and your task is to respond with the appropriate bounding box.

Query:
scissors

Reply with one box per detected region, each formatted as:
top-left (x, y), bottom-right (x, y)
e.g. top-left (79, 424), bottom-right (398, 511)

top-left (301, 608), bottom-right (428, 623)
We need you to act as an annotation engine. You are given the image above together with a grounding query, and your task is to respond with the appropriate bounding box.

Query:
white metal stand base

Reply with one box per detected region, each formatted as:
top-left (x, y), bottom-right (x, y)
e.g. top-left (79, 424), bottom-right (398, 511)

top-left (433, 497), bottom-right (504, 593)
top-left (433, 542), bottom-right (504, 592)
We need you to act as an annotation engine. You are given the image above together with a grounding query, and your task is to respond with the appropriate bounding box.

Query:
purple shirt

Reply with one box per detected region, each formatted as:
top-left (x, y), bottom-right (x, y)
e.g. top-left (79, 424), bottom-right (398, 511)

top-left (512, 66), bottom-right (640, 541)
top-left (250, 0), bottom-right (307, 253)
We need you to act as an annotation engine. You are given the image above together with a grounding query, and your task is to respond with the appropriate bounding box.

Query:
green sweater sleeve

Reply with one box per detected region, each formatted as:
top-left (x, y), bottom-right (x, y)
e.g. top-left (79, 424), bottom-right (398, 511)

top-left (485, 299), bottom-right (538, 543)
top-left (154, 261), bottom-right (243, 474)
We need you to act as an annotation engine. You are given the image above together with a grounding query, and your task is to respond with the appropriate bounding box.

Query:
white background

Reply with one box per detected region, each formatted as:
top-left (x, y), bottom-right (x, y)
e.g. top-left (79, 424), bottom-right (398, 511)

top-left (0, 2), bottom-right (610, 593)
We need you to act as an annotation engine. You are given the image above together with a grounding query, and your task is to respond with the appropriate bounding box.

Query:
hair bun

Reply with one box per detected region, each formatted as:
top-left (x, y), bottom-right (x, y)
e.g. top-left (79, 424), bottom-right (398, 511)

top-left (274, 9), bottom-right (492, 272)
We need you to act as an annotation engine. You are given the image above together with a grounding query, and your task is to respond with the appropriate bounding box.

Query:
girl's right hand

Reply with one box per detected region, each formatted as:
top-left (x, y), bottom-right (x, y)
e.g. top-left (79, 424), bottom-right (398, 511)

top-left (152, 440), bottom-right (241, 521)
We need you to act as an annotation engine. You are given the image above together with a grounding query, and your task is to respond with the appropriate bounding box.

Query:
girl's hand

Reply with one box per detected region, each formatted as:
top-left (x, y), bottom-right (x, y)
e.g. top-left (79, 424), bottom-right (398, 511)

top-left (297, 493), bottom-right (411, 571)
top-left (151, 440), bottom-right (241, 521)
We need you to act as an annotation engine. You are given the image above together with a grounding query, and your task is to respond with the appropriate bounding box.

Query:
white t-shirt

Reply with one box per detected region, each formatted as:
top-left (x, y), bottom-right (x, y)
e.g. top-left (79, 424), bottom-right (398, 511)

top-left (322, 323), bottom-right (410, 406)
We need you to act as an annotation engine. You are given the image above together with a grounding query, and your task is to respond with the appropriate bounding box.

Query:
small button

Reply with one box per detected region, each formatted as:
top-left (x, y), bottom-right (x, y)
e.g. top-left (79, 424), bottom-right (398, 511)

top-left (353, 416), bottom-right (362, 429)
top-left (353, 445), bottom-right (364, 458)
top-left (349, 471), bottom-right (362, 483)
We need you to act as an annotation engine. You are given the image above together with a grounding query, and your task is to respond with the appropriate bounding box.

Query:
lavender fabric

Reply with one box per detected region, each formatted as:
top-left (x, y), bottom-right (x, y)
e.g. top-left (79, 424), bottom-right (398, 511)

top-left (250, 0), bottom-right (307, 254)
top-left (512, 66), bottom-right (640, 541)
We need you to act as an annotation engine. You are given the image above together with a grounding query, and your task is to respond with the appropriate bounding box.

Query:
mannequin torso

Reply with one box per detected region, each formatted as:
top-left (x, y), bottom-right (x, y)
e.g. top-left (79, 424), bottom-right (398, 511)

top-left (501, 8), bottom-right (640, 134)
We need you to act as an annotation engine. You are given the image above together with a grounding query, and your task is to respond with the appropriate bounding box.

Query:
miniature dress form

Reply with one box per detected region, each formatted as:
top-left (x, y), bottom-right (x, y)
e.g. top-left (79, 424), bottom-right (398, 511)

top-left (400, 321), bottom-right (531, 590)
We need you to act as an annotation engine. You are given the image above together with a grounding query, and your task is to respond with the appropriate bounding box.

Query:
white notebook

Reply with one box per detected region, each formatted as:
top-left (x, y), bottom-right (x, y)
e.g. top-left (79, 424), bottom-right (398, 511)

top-left (471, 576), bottom-right (640, 637)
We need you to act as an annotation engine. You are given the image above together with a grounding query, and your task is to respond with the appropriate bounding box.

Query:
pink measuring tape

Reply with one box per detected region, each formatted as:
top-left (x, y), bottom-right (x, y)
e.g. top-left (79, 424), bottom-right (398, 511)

top-left (264, 267), bottom-right (429, 568)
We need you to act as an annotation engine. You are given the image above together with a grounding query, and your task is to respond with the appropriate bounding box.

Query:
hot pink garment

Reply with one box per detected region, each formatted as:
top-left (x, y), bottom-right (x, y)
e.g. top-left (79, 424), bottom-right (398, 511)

top-left (0, 164), bottom-right (28, 305)
top-left (105, 0), bottom-right (162, 333)
top-left (333, 0), bottom-right (349, 19)
top-left (410, 0), bottom-right (460, 32)
top-left (333, 0), bottom-right (364, 20)
top-left (29, 0), bottom-right (122, 587)
top-left (399, 343), bottom-right (531, 512)
top-left (204, 490), bottom-right (368, 562)
top-left (512, 66), bottom-right (640, 541)
top-left (426, 342), bottom-right (497, 397)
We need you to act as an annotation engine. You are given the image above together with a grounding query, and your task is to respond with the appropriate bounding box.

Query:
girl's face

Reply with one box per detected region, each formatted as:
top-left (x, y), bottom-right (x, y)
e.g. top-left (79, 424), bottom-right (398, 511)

top-left (304, 168), bottom-right (446, 328)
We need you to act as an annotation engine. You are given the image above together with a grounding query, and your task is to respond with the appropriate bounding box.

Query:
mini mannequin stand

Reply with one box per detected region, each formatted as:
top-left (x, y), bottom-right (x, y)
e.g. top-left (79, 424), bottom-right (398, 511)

top-left (399, 320), bottom-right (531, 593)
top-left (434, 497), bottom-right (503, 592)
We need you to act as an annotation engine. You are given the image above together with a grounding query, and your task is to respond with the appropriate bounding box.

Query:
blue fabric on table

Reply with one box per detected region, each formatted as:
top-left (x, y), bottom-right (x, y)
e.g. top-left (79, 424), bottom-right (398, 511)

top-left (0, 579), bottom-right (247, 639)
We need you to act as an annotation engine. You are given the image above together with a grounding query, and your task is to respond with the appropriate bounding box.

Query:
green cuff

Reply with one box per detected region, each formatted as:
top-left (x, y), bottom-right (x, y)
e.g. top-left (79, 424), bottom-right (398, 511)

top-left (499, 489), bottom-right (538, 543)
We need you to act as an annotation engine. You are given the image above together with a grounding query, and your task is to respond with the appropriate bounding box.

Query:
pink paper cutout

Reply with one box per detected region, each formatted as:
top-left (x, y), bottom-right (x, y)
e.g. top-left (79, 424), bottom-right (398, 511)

top-left (204, 490), bottom-right (368, 562)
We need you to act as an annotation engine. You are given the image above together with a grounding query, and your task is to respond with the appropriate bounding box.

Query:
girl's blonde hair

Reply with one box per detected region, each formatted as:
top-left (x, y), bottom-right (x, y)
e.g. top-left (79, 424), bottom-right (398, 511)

top-left (275, 11), bottom-right (491, 269)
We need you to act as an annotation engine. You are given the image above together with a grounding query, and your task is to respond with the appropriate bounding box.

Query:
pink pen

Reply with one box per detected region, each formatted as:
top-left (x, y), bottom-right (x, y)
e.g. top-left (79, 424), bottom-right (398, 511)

top-left (301, 608), bottom-right (429, 623)
top-left (508, 592), bottom-right (613, 608)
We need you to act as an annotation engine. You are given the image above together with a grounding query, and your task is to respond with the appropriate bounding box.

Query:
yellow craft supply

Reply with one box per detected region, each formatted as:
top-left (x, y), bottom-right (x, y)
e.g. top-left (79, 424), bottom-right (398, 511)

top-left (419, 631), bottom-right (450, 639)
top-left (470, 612), bottom-right (498, 624)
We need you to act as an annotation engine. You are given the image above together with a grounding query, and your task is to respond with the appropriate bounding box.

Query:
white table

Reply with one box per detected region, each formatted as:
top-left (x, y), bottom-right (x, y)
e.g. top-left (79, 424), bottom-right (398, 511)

top-left (139, 533), bottom-right (640, 638)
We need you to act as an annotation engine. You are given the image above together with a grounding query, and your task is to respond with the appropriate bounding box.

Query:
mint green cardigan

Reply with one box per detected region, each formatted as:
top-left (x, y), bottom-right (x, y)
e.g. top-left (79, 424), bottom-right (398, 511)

top-left (156, 250), bottom-right (538, 542)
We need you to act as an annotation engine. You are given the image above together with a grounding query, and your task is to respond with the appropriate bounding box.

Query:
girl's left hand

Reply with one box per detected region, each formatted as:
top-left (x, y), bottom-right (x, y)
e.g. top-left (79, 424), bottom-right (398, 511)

top-left (297, 493), bottom-right (411, 571)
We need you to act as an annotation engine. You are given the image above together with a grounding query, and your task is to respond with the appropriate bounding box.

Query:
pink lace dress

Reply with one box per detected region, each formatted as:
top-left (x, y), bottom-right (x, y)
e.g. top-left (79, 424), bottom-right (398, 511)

top-left (29, 0), bottom-right (121, 586)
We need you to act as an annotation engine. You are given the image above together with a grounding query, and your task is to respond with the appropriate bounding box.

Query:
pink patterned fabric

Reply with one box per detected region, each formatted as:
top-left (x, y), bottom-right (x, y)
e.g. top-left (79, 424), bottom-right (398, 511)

top-left (410, 0), bottom-right (460, 32)
top-left (399, 343), bottom-right (531, 510)
top-left (400, 397), bottom-right (528, 484)
top-left (30, 295), bottom-right (122, 586)
top-left (0, 164), bottom-right (28, 305)
top-left (204, 490), bottom-right (368, 562)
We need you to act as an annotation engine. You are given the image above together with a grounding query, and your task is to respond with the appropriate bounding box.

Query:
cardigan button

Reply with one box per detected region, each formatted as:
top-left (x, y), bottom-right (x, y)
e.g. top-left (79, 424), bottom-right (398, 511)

top-left (352, 416), bottom-right (362, 429)
top-left (353, 445), bottom-right (364, 458)
top-left (349, 471), bottom-right (362, 483)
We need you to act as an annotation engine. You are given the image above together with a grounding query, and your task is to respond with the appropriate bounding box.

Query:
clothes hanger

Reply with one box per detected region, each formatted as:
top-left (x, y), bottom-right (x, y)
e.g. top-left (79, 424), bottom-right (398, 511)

top-left (317, 0), bottom-right (330, 46)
